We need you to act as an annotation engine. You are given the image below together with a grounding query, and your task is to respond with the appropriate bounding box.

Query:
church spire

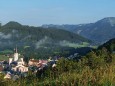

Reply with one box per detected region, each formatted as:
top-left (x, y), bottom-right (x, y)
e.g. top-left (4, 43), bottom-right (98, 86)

top-left (14, 45), bottom-right (18, 61)
top-left (16, 45), bottom-right (17, 53)
top-left (14, 45), bottom-right (18, 53)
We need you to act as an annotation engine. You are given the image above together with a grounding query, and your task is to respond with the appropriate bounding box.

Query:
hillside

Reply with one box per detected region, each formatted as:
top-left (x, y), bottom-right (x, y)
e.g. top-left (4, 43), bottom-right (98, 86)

top-left (98, 38), bottom-right (115, 52)
top-left (0, 21), bottom-right (89, 47)
top-left (42, 17), bottom-right (115, 44)
top-left (0, 21), bottom-right (90, 58)
top-left (75, 17), bottom-right (115, 44)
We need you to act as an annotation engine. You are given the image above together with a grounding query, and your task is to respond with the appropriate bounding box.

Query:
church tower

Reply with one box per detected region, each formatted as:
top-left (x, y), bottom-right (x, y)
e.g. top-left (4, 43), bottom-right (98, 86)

top-left (14, 46), bottom-right (19, 61)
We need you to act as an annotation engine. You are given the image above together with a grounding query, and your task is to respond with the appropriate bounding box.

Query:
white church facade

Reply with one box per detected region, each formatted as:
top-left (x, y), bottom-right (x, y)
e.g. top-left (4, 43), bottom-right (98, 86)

top-left (8, 47), bottom-right (28, 73)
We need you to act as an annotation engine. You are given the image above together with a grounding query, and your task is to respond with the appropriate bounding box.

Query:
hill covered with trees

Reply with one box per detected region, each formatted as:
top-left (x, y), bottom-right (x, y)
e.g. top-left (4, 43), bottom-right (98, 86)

top-left (0, 21), bottom-right (90, 59)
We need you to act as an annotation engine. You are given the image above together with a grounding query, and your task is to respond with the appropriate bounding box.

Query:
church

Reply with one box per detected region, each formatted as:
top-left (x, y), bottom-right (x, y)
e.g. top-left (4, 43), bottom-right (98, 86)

top-left (9, 46), bottom-right (28, 73)
top-left (4, 47), bottom-right (28, 79)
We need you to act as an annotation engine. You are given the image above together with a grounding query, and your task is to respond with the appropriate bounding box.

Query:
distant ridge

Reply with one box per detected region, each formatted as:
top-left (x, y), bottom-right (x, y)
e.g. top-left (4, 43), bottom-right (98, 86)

top-left (42, 17), bottom-right (115, 44)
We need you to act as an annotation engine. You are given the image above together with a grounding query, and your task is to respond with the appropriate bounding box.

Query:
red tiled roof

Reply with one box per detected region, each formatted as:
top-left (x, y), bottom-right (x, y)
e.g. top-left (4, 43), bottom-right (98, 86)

top-left (29, 60), bottom-right (39, 63)
top-left (39, 60), bottom-right (48, 63)
top-left (0, 65), bottom-right (3, 71)
top-left (29, 59), bottom-right (48, 64)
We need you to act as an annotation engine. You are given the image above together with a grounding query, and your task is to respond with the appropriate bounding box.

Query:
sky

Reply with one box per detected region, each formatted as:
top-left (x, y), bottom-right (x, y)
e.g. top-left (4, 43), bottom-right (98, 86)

top-left (0, 0), bottom-right (115, 26)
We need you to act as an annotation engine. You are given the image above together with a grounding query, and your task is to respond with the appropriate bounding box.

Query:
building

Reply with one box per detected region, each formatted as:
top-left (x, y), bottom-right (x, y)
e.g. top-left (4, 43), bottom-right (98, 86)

top-left (4, 72), bottom-right (12, 79)
top-left (0, 65), bottom-right (4, 72)
top-left (28, 59), bottom-right (39, 66)
top-left (28, 59), bottom-right (48, 67)
top-left (0, 60), bottom-right (5, 65)
top-left (8, 46), bottom-right (25, 66)
top-left (14, 46), bottom-right (19, 61)
top-left (12, 65), bottom-right (28, 73)
top-left (17, 58), bottom-right (25, 66)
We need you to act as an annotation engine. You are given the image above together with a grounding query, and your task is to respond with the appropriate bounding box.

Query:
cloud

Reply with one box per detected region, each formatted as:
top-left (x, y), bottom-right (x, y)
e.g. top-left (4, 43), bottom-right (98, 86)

top-left (59, 40), bottom-right (78, 47)
top-left (0, 32), bottom-right (11, 39)
top-left (12, 29), bottom-right (18, 33)
top-left (35, 36), bottom-right (49, 49)
top-left (59, 40), bottom-right (71, 46)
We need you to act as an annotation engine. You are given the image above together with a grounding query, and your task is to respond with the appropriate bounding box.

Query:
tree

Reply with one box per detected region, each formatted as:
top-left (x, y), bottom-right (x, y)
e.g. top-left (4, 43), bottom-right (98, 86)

top-left (0, 22), bottom-right (1, 29)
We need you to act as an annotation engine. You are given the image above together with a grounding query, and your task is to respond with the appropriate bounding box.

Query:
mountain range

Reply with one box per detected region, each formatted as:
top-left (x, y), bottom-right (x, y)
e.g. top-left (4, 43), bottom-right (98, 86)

top-left (0, 21), bottom-right (89, 49)
top-left (0, 21), bottom-right (90, 58)
top-left (42, 17), bottom-right (115, 44)
top-left (0, 17), bottom-right (115, 58)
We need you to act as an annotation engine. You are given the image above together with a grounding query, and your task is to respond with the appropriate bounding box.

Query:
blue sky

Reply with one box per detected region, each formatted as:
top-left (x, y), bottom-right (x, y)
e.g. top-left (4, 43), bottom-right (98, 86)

top-left (0, 0), bottom-right (115, 26)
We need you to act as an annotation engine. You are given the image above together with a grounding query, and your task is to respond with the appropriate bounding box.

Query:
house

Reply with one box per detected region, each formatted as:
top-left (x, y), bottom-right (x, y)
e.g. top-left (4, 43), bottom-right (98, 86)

top-left (0, 65), bottom-right (4, 72)
top-left (4, 72), bottom-right (20, 80)
top-left (4, 72), bottom-right (12, 79)
top-left (0, 60), bottom-right (5, 65)
top-left (12, 65), bottom-right (28, 73)
top-left (39, 60), bottom-right (48, 65)
top-left (28, 59), bottom-right (39, 66)
top-left (28, 59), bottom-right (48, 67)
top-left (9, 47), bottom-right (19, 64)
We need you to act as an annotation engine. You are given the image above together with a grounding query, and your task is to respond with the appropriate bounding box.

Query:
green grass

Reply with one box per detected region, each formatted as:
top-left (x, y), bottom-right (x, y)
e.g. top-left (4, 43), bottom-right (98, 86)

top-left (0, 55), bottom-right (8, 60)
top-left (0, 50), bottom-right (13, 54)
top-left (67, 42), bottom-right (90, 48)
